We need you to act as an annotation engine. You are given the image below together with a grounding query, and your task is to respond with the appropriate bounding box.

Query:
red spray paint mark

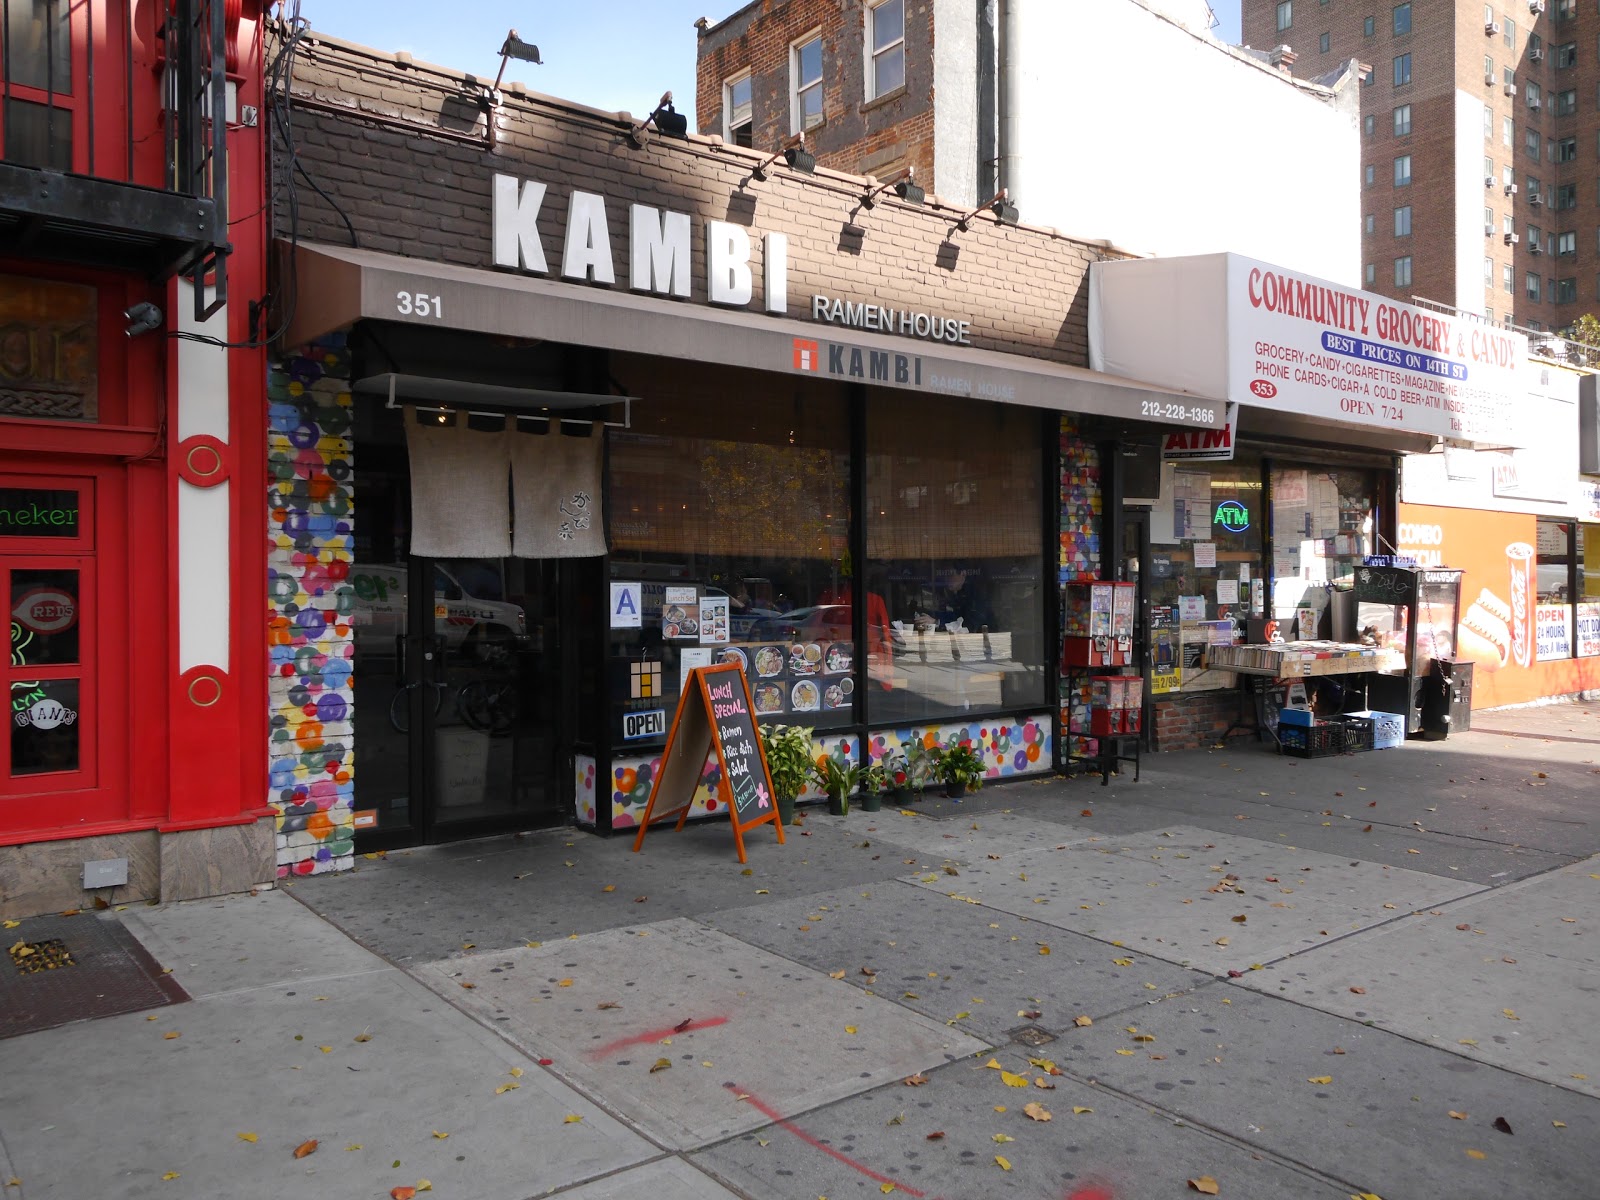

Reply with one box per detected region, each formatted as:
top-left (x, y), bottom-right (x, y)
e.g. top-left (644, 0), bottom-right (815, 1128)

top-left (1067, 1189), bottom-right (1115, 1200)
top-left (586, 1016), bottom-right (730, 1059)
top-left (725, 1083), bottom-right (932, 1199)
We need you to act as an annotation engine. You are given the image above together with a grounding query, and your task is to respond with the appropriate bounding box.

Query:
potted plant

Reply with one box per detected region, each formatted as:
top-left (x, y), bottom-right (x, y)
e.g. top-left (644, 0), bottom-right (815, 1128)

top-left (813, 754), bottom-right (862, 816)
top-left (759, 723), bottom-right (813, 826)
top-left (904, 743), bottom-right (934, 802)
top-left (931, 738), bottom-right (985, 798)
top-left (881, 749), bottom-right (913, 805)
top-left (859, 760), bottom-right (888, 813)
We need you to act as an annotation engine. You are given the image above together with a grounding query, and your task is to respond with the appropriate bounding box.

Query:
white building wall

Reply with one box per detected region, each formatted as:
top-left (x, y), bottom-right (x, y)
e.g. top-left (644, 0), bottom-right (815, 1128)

top-left (1010, 1), bottom-right (1360, 285)
top-left (1455, 90), bottom-right (1489, 316)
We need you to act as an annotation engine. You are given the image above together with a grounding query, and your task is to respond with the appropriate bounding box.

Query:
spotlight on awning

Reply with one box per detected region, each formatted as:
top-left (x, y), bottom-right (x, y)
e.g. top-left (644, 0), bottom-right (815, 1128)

top-left (629, 91), bottom-right (689, 145)
top-left (862, 166), bottom-right (922, 208)
top-left (954, 188), bottom-right (1018, 232)
top-left (752, 132), bottom-right (814, 181)
top-left (488, 28), bottom-right (542, 103)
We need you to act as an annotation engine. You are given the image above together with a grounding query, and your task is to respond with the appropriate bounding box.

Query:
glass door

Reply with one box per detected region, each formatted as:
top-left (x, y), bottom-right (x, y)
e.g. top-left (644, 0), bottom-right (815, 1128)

top-left (1118, 510), bottom-right (1151, 745)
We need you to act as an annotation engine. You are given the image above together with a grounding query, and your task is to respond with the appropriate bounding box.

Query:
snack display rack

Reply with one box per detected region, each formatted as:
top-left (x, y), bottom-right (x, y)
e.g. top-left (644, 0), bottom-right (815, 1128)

top-left (1060, 581), bottom-right (1142, 784)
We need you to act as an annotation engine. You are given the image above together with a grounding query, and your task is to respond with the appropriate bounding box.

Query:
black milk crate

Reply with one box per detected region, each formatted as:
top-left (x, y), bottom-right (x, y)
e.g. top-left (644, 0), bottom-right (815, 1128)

top-left (1277, 721), bottom-right (1345, 758)
top-left (1335, 714), bottom-right (1376, 754)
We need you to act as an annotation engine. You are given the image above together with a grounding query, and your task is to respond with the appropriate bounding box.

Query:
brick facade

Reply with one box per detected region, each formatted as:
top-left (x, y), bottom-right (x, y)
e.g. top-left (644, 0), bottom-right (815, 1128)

top-left (696, 0), bottom-right (939, 192)
top-left (1243, 0), bottom-right (1600, 330)
top-left (1151, 690), bottom-right (1244, 752)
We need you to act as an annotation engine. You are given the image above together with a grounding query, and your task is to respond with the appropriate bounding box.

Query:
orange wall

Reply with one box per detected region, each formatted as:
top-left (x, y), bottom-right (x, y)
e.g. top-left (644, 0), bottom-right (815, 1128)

top-left (1397, 504), bottom-right (1600, 709)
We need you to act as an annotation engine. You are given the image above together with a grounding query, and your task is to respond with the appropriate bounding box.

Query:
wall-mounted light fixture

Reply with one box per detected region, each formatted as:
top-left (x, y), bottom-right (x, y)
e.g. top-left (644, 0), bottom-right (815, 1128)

top-left (751, 131), bottom-right (815, 181)
top-left (862, 166), bottom-right (923, 208)
top-left (629, 91), bottom-right (689, 145)
top-left (124, 302), bottom-right (163, 338)
top-left (954, 188), bottom-right (1019, 232)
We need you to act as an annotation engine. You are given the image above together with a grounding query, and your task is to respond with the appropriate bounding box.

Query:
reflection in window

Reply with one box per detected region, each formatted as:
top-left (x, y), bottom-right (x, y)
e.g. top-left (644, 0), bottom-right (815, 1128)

top-left (10, 678), bottom-right (79, 775)
top-left (5, 0), bottom-right (72, 93)
top-left (865, 391), bottom-right (1044, 723)
top-left (606, 360), bottom-right (852, 740)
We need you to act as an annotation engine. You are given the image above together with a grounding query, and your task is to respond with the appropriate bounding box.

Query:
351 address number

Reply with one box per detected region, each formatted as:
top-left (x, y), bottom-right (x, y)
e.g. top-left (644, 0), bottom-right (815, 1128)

top-left (396, 290), bottom-right (444, 319)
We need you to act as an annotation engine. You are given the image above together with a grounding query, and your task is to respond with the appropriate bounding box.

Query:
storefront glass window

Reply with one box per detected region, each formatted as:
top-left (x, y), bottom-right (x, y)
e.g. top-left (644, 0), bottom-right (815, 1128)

top-left (1270, 466), bottom-right (1378, 626)
top-left (864, 391), bottom-right (1045, 723)
top-left (1536, 516), bottom-right (1574, 602)
top-left (606, 360), bottom-right (852, 740)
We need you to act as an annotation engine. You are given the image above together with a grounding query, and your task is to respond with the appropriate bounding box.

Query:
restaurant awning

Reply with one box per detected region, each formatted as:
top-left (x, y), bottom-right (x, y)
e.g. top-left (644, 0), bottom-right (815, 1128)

top-left (278, 239), bottom-right (1229, 430)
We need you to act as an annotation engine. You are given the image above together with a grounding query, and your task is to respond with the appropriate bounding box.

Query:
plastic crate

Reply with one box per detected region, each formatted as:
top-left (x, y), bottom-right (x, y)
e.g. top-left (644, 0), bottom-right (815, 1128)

top-left (1277, 721), bottom-right (1345, 758)
top-left (1348, 709), bottom-right (1405, 749)
top-left (1336, 714), bottom-right (1375, 754)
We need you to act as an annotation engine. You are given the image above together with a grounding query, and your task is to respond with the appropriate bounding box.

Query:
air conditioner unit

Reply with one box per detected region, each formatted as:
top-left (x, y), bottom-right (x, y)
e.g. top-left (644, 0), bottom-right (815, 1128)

top-left (1531, 241), bottom-right (1543, 255)
top-left (1486, 71), bottom-right (1498, 84)
top-left (1506, 82), bottom-right (1518, 96)
top-left (1531, 193), bottom-right (1545, 206)
top-left (1505, 232), bottom-right (1520, 244)
top-left (1485, 175), bottom-right (1496, 187)
top-left (1530, 0), bottom-right (1546, 13)
top-left (1530, 97), bottom-right (1542, 110)
top-left (1531, 47), bottom-right (1545, 61)
top-left (1506, 183), bottom-right (1519, 194)
top-left (1486, 224), bottom-right (1496, 235)
top-left (1487, 21), bottom-right (1501, 34)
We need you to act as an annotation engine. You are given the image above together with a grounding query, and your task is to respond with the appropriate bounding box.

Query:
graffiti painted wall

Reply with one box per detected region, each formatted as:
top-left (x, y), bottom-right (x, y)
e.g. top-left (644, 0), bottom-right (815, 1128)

top-left (267, 339), bottom-right (357, 876)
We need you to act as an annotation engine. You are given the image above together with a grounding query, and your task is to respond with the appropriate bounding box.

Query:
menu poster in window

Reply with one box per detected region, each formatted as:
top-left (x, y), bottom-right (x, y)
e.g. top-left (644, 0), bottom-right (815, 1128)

top-left (1216, 578), bottom-right (1239, 605)
top-left (1173, 471), bottom-right (1211, 541)
top-left (1178, 595), bottom-right (1207, 621)
top-left (1276, 469), bottom-right (1309, 506)
top-left (632, 662), bottom-right (786, 863)
top-left (1193, 541), bottom-right (1217, 568)
top-left (1576, 603), bottom-right (1600, 658)
top-left (699, 595), bottom-right (729, 644)
top-left (663, 586), bottom-right (699, 640)
top-left (679, 646), bottom-right (713, 692)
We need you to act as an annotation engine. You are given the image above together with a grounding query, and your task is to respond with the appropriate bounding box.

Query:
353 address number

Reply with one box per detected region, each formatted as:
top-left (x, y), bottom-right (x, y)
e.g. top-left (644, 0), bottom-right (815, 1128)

top-left (396, 290), bottom-right (444, 319)
top-left (1141, 400), bottom-right (1217, 424)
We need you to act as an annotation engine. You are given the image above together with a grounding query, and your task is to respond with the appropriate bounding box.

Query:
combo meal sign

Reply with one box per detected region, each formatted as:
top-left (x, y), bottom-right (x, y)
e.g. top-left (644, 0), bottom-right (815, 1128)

top-left (632, 662), bottom-right (785, 863)
top-left (1229, 258), bottom-right (1526, 442)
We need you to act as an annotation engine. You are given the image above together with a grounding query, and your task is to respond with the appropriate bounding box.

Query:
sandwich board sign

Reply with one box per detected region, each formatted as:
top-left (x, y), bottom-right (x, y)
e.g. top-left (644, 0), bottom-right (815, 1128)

top-left (631, 661), bottom-right (785, 863)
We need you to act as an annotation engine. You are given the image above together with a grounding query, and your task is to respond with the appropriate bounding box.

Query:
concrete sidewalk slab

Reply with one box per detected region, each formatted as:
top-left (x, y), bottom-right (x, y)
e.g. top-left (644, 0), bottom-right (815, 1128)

top-left (558, 1157), bottom-right (744, 1199)
top-left (903, 826), bottom-right (1486, 973)
top-left (1056, 980), bottom-right (1600, 1200)
top-left (797, 807), bottom-right (1094, 862)
top-left (691, 1050), bottom-right (1355, 1200)
top-left (705, 880), bottom-right (1208, 1043)
top-left (1237, 858), bottom-right (1600, 1097)
top-left (416, 917), bottom-right (987, 1150)
top-left (0, 894), bottom-right (660, 1200)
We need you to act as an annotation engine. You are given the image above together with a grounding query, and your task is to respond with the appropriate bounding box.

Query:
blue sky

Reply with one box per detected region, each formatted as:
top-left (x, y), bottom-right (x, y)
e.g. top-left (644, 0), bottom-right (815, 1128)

top-left (302, 1), bottom-right (1244, 116)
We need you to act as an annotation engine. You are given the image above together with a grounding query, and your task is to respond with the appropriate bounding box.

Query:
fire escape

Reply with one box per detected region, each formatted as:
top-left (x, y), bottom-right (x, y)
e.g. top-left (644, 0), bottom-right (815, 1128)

top-left (0, 0), bottom-right (231, 319)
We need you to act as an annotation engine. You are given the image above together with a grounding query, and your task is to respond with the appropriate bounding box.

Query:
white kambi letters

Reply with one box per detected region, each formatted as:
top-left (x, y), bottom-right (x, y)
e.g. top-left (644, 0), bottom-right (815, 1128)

top-left (562, 191), bottom-right (615, 285)
top-left (708, 220), bottom-right (753, 307)
top-left (629, 204), bottom-right (692, 297)
top-left (491, 174), bottom-right (548, 273)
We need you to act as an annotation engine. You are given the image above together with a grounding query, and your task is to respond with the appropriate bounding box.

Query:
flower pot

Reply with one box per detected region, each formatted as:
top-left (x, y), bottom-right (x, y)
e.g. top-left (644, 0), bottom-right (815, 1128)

top-left (943, 780), bottom-right (968, 799)
top-left (888, 786), bottom-right (913, 805)
top-left (860, 789), bottom-right (883, 813)
top-left (776, 793), bottom-right (797, 826)
top-left (826, 791), bottom-right (849, 816)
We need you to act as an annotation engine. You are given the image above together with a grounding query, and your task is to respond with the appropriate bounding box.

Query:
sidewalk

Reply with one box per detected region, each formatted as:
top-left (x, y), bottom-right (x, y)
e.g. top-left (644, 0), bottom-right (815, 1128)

top-left (1, 703), bottom-right (1596, 1199)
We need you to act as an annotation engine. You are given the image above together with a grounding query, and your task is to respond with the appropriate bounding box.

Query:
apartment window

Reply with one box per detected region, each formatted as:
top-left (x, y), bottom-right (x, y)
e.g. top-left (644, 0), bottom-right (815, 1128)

top-left (1393, 2), bottom-right (1411, 34)
top-left (868, 0), bottom-right (906, 99)
top-left (723, 72), bottom-right (753, 147)
top-left (1527, 272), bottom-right (1542, 301)
top-left (1486, 205), bottom-right (1496, 232)
top-left (1395, 256), bottom-right (1413, 287)
top-left (1559, 230), bottom-right (1577, 255)
top-left (1530, 33), bottom-right (1544, 59)
top-left (1394, 104), bottom-right (1412, 135)
top-left (1485, 257), bottom-right (1495, 286)
top-left (1529, 175), bottom-right (1542, 200)
top-left (1505, 163), bottom-right (1517, 188)
top-left (1557, 182), bottom-right (1578, 208)
top-left (1505, 263), bottom-right (1515, 293)
top-left (1320, 32), bottom-right (1330, 53)
top-left (1365, 163), bottom-right (1376, 187)
top-left (1529, 224), bottom-right (1543, 250)
top-left (792, 34), bottom-right (824, 132)
top-left (1394, 205), bottom-right (1413, 237)
top-left (1365, 114), bottom-right (1376, 137)
top-left (1504, 115), bottom-right (1515, 146)
top-left (1486, 54), bottom-right (1495, 80)
top-left (1365, 213), bottom-right (1376, 234)
top-left (1365, 262), bottom-right (1377, 285)
top-left (1528, 128), bottom-right (1542, 158)
top-left (1527, 81), bottom-right (1543, 107)
top-left (1394, 154), bottom-right (1412, 185)
top-left (1559, 136), bottom-right (1579, 161)
top-left (1557, 41), bottom-right (1578, 67)
top-left (1394, 53), bottom-right (1412, 85)
top-left (1278, 1), bottom-right (1293, 31)
top-left (1484, 108), bottom-right (1494, 140)
top-left (1555, 0), bottom-right (1574, 19)
top-left (1505, 213), bottom-right (1516, 234)
top-left (1505, 18), bottom-right (1516, 50)
top-left (1555, 89), bottom-right (1577, 115)
top-left (1362, 65), bottom-right (1374, 87)
top-left (1364, 15), bottom-right (1375, 36)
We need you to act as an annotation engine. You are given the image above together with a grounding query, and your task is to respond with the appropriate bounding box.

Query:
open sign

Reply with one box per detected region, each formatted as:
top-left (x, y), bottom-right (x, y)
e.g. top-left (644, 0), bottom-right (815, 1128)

top-left (11, 588), bottom-right (77, 634)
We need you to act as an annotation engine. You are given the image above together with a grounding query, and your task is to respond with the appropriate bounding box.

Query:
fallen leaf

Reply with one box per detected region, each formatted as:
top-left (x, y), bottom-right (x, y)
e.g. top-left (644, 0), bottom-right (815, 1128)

top-left (880, 1183), bottom-right (896, 1195)
top-left (563, 1114), bottom-right (583, 1124)
top-left (495, 1082), bottom-right (520, 1094)
top-left (1000, 1070), bottom-right (1029, 1087)
top-left (1214, 937), bottom-right (1230, 946)
top-left (845, 1026), bottom-right (858, 1035)
top-left (1349, 987), bottom-right (1367, 995)
top-left (1074, 1015), bottom-right (1093, 1027)
top-left (1115, 1049), bottom-right (1136, 1056)
top-left (1332, 1047), bottom-right (1347, 1055)
top-left (926, 1131), bottom-right (946, 1140)
top-left (1035, 1077), bottom-right (1056, 1088)
top-left (1038, 945), bottom-right (1050, 956)
top-left (1307, 1075), bottom-right (1333, 1085)
top-left (1407, 849), bottom-right (1420, 855)
top-left (354, 1032), bottom-right (373, 1043)
top-left (602, 884), bottom-right (616, 893)
top-left (557, 979), bottom-right (573, 988)
top-left (1456, 924), bottom-right (1471, 931)
top-left (509, 1067), bottom-right (524, 1077)
top-left (1492, 1117), bottom-right (1514, 1135)
top-left (1111, 957), bottom-right (1134, 966)
top-left (417, 1185), bottom-right (433, 1195)
top-left (1449, 1111), bottom-right (1469, 1120)
top-left (597, 1001), bottom-right (621, 1011)
top-left (344, 1144), bottom-right (362, 1151)
top-left (904, 1073), bottom-right (929, 1086)
top-left (1465, 1149), bottom-right (1486, 1160)
top-left (162, 1173), bottom-right (180, 1181)
top-left (431, 1130), bottom-right (448, 1140)
top-left (237, 1132), bottom-right (258, 1143)
top-left (1072, 1106), bottom-right (1094, 1114)
top-left (1553, 1121), bottom-right (1567, 1128)
top-left (992, 1133), bottom-right (1015, 1143)
top-left (293, 1139), bottom-right (318, 1159)
top-left (1231, 915), bottom-right (1247, 924)
top-left (459, 982), bottom-right (476, 990)
top-left (318, 1045), bottom-right (333, 1054)
top-left (1502, 1009), bottom-right (1519, 1020)
top-left (650, 1058), bottom-right (672, 1073)
top-left (994, 1155), bottom-right (1012, 1171)
top-left (755, 889), bottom-right (770, 895)
top-left (1023, 1102), bottom-right (1051, 1121)
top-left (390, 1189), bottom-right (416, 1200)
top-left (1188, 1176), bottom-right (1220, 1195)
top-left (887, 1113), bottom-right (905, 1126)
top-left (1458, 1039), bottom-right (1478, 1046)
top-left (163, 1032), bottom-right (180, 1040)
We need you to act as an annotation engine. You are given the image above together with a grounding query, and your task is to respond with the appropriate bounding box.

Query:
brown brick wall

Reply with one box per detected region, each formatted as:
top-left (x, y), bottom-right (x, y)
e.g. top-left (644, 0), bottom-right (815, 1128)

top-left (1151, 691), bottom-right (1244, 752)
top-left (274, 32), bottom-right (1100, 366)
top-left (695, 0), bottom-right (939, 192)
top-left (1243, 0), bottom-right (1600, 330)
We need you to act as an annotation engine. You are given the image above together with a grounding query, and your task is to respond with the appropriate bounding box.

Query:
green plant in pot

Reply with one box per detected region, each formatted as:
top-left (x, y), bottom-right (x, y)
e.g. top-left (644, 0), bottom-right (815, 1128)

top-left (904, 744), bottom-right (934, 801)
top-left (813, 753), bottom-right (862, 816)
top-left (931, 738), bottom-right (985, 798)
top-left (859, 760), bottom-right (888, 813)
top-left (759, 723), bottom-right (813, 826)
top-left (881, 749), bottom-right (913, 805)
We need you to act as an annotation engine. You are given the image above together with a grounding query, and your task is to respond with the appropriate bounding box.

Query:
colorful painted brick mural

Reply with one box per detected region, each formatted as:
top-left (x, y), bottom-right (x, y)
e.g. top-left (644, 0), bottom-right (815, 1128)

top-left (1060, 416), bottom-right (1101, 583)
top-left (268, 338), bottom-right (356, 877)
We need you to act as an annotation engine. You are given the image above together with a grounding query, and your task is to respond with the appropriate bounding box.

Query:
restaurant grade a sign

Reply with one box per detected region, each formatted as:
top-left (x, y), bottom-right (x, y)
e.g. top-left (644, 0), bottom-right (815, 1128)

top-left (632, 662), bottom-right (785, 863)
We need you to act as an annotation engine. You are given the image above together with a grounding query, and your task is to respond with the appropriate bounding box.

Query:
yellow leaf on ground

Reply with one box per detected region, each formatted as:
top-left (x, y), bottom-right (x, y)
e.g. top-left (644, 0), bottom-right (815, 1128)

top-left (1448, 1111), bottom-right (1468, 1120)
top-left (1188, 1176), bottom-right (1220, 1195)
top-left (1351, 1193), bottom-right (1384, 1200)
top-left (992, 1133), bottom-right (1014, 1143)
top-left (1502, 1009), bottom-right (1518, 1020)
top-left (1, 921), bottom-right (17, 929)
top-left (602, 885), bottom-right (616, 892)
top-left (354, 1032), bottom-right (373, 1042)
top-left (1072, 1106), bottom-right (1094, 1115)
top-left (1000, 1071), bottom-right (1029, 1087)
top-left (236, 1132), bottom-right (259, 1143)
top-left (162, 1172), bottom-right (180, 1181)
top-left (390, 1188), bottom-right (416, 1200)
top-left (829, 969), bottom-right (846, 979)
top-left (558, 979), bottom-right (574, 987)
top-left (496, 1083), bottom-right (519, 1094)
top-left (755, 889), bottom-right (770, 895)
top-left (1023, 1102), bottom-right (1051, 1121)
top-left (509, 1067), bottom-right (524, 1078)
top-left (1115, 1049), bottom-right (1135, 1056)
top-left (650, 1058), bottom-right (672, 1073)
top-left (845, 1026), bottom-right (858, 1035)
top-left (417, 1183), bottom-right (433, 1193)
top-left (1458, 1039), bottom-right (1478, 1046)
top-left (1307, 1075), bottom-right (1333, 1085)
top-left (1553, 1121), bottom-right (1567, 1128)
top-left (344, 1144), bottom-right (362, 1151)
top-left (1074, 1015), bottom-right (1093, 1027)
top-left (1038, 946), bottom-right (1050, 955)
top-left (563, 1114), bottom-right (583, 1124)
top-left (1111, 958), bottom-right (1134, 966)
top-left (995, 1156), bottom-right (1012, 1171)
top-left (163, 1032), bottom-right (180, 1040)
top-left (1466, 1149), bottom-right (1487, 1160)
top-left (318, 1045), bottom-right (333, 1054)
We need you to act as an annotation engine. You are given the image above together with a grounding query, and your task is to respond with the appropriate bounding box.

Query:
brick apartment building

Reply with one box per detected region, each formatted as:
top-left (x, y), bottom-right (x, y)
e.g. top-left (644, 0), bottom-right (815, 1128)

top-left (1242, 0), bottom-right (1600, 334)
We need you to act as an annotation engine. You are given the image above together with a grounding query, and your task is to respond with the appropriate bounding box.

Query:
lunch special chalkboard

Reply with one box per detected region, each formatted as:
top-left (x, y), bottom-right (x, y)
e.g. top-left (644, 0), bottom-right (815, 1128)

top-left (631, 662), bottom-right (785, 863)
